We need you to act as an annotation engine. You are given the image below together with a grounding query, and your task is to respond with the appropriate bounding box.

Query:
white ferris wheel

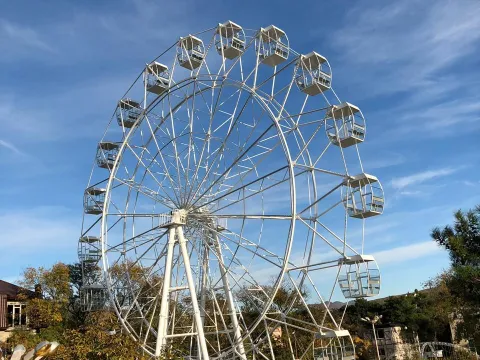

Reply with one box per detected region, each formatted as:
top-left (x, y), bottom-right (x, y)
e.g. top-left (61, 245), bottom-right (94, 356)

top-left (78, 21), bottom-right (385, 360)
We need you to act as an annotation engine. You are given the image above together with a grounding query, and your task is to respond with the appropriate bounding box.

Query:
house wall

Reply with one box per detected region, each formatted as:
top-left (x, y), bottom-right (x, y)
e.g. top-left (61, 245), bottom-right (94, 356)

top-left (449, 316), bottom-right (470, 347)
top-left (0, 295), bottom-right (6, 330)
top-left (374, 326), bottom-right (420, 360)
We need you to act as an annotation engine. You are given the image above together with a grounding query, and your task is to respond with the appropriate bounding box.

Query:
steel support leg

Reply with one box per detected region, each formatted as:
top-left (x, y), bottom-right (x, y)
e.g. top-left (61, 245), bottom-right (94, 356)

top-left (199, 241), bottom-right (210, 360)
top-left (155, 226), bottom-right (176, 357)
top-left (177, 226), bottom-right (210, 360)
top-left (214, 234), bottom-right (247, 360)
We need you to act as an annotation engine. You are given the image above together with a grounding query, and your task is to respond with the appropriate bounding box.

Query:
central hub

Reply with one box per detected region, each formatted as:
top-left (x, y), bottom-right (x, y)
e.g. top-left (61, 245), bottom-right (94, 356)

top-left (158, 207), bottom-right (227, 232)
top-left (171, 209), bottom-right (187, 225)
top-left (158, 209), bottom-right (187, 228)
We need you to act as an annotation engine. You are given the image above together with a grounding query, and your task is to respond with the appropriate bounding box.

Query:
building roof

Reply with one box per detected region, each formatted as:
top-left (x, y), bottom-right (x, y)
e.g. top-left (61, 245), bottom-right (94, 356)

top-left (0, 280), bottom-right (35, 300)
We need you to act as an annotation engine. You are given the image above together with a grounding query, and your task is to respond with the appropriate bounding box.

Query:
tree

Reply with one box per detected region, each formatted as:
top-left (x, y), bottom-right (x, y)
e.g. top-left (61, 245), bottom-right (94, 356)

top-left (20, 263), bottom-right (72, 302)
top-left (422, 275), bottom-right (456, 340)
top-left (50, 311), bottom-right (147, 360)
top-left (18, 263), bottom-right (72, 331)
top-left (11, 263), bottom-right (148, 359)
top-left (352, 335), bottom-right (372, 360)
top-left (431, 206), bottom-right (480, 303)
top-left (4, 311), bottom-right (146, 360)
top-left (25, 298), bottom-right (64, 330)
top-left (431, 205), bottom-right (480, 343)
top-left (343, 291), bottom-right (451, 343)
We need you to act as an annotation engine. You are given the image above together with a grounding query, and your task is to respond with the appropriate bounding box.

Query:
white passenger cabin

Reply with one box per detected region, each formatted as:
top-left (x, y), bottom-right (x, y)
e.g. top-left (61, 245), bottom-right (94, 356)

top-left (80, 284), bottom-right (107, 312)
top-left (79, 250), bottom-right (101, 263)
top-left (216, 21), bottom-right (245, 59)
top-left (145, 62), bottom-right (170, 95)
top-left (326, 102), bottom-right (366, 148)
top-left (78, 236), bottom-right (101, 263)
top-left (297, 52), bottom-right (332, 95)
top-left (314, 330), bottom-right (355, 360)
top-left (215, 217), bottom-right (227, 232)
top-left (96, 142), bottom-right (119, 170)
top-left (343, 173), bottom-right (384, 218)
top-left (338, 255), bottom-right (380, 298)
top-left (114, 286), bottom-right (133, 310)
top-left (258, 25), bottom-right (289, 67)
top-left (116, 98), bottom-right (142, 128)
top-left (177, 35), bottom-right (205, 70)
top-left (84, 187), bottom-right (106, 215)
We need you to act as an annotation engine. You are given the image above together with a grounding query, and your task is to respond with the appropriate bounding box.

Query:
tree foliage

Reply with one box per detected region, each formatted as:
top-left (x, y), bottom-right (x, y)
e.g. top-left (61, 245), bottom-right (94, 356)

top-left (17, 263), bottom-right (72, 331)
top-left (7, 244), bottom-right (468, 359)
top-left (50, 312), bottom-right (147, 360)
top-left (431, 206), bottom-right (480, 303)
top-left (26, 298), bottom-right (64, 330)
top-left (20, 262), bottom-right (72, 302)
top-left (344, 290), bottom-right (452, 343)
top-left (431, 205), bottom-right (480, 345)
top-left (7, 262), bottom-right (146, 359)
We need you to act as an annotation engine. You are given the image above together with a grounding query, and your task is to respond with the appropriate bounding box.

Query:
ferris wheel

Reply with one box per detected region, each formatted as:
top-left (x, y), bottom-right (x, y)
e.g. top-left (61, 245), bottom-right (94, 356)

top-left (78, 21), bottom-right (385, 360)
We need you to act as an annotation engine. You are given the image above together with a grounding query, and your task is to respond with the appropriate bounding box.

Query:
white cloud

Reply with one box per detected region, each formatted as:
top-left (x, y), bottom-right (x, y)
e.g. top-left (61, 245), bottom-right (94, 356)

top-left (373, 241), bottom-right (442, 266)
top-left (0, 139), bottom-right (23, 155)
top-left (328, 0), bottom-right (480, 139)
top-left (0, 75), bottom-right (131, 142)
top-left (391, 167), bottom-right (457, 189)
top-left (0, 19), bottom-right (55, 53)
top-left (0, 0), bottom-right (204, 144)
top-left (331, 0), bottom-right (480, 95)
top-left (0, 206), bottom-right (80, 281)
top-left (362, 153), bottom-right (406, 170)
top-left (0, 207), bottom-right (78, 252)
top-left (463, 180), bottom-right (479, 187)
top-left (0, 0), bottom-right (195, 65)
top-left (347, 221), bottom-right (399, 249)
top-left (399, 190), bottom-right (422, 196)
top-left (391, 97), bottom-right (480, 137)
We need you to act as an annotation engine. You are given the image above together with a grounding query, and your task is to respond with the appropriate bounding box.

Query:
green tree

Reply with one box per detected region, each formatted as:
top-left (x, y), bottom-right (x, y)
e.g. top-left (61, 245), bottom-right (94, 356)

top-left (11, 263), bottom-right (148, 359)
top-left (20, 263), bottom-right (72, 302)
top-left (50, 311), bottom-right (147, 360)
top-left (343, 291), bottom-right (451, 343)
top-left (431, 205), bottom-right (480, 343)
top-left (18, 263), bottom-right (72, 331)
top-left (431, 206), bottom-right (480, 303)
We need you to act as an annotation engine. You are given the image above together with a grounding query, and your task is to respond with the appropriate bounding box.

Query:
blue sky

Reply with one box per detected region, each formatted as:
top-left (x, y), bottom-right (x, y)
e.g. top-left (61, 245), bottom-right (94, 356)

top-left (0, 0), bottom-right (479, 299)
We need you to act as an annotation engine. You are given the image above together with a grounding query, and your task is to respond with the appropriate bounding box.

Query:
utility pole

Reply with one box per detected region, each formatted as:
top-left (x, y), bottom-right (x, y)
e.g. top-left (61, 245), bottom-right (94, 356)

top-left (361, 315), bottom-right (382, 360)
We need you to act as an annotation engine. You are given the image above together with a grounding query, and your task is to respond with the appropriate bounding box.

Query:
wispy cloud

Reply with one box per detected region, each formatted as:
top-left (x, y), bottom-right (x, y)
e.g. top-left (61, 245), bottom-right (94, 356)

top-left (374, 241), bottom-right (442, 266)
top-left (331, 0), bottom-right (480, 95)
top-left (362, 152), bottom-right (406, 170)
top-left (0, 206), bottom-right (79, 279)
top-left (0, 19), bottom-right (55, 53)
top-left (329, 0), bottom-right (480, 139)
top-left (0, 206), bottom-right (77, 251)
top-left (388, 97), bottom-right (480, 138)
top-left (0, 74), bottom-right (132, 142)
top-left (463, 180), bottom-right (480, 187)
top-left (0, 0), bottom-right (202, 143)
top-left (0, 139), bottom-right (24, 155)
top-left (0, 0), bottom-right (196, 65)
top-left (398, 190), bottom-right (422, 197)
top-left (391, 167), bottom-right (458, 189)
